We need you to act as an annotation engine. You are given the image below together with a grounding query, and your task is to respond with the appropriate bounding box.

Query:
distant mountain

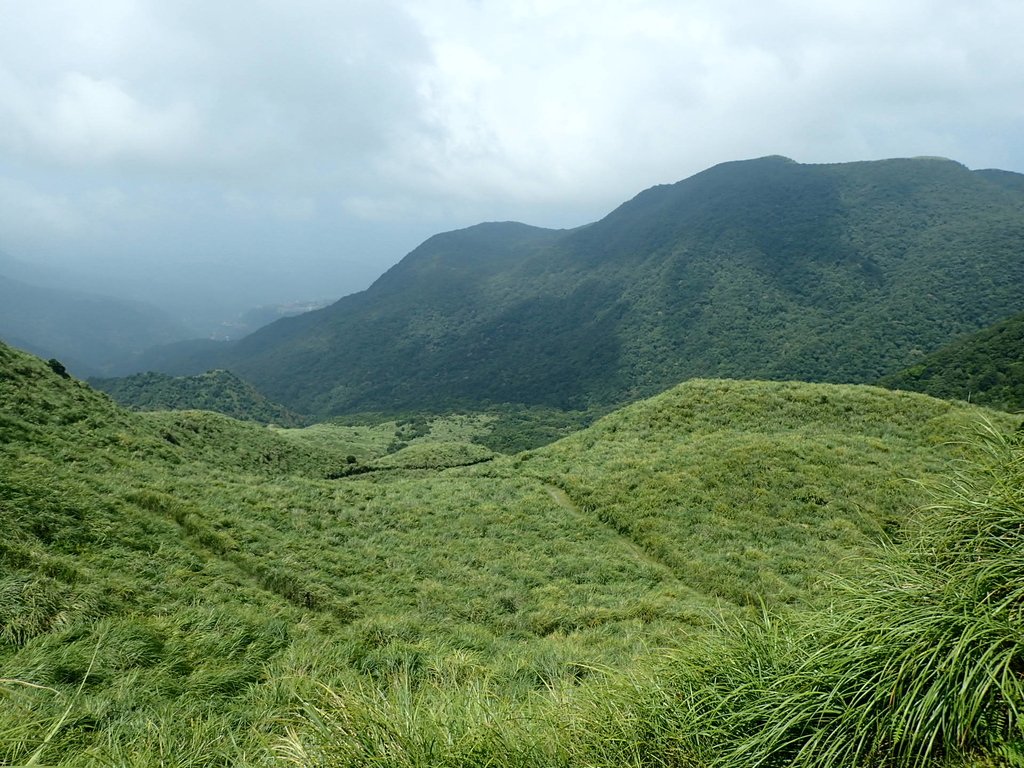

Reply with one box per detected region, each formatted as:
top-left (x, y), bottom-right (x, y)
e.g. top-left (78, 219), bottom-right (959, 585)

top-left (0, 249), bottom-right (69, 288)
top-left (90, 369), bottom-right (307, 426)
top-left (119, 301), bottom-right (332, 374)
top-left (0, 273), bottom-right (195, 376)
top-left (879, 311), bottom-right (1024, 411)
top-left (148, 156), bottom-right (1024, 417)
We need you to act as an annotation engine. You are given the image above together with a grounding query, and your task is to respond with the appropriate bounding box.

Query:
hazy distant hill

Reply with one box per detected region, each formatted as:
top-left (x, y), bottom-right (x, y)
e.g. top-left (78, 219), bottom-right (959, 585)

top-left (145, 156), bottom-right (1024, 417)
top-left (880, 310), bottom-right (1024, 411)
top-left (90, 369), bottom-right (307, 426)
top-left (119, 302), bottom-right (331, 374)
top-left (0, 273), bottom-right (194, 376)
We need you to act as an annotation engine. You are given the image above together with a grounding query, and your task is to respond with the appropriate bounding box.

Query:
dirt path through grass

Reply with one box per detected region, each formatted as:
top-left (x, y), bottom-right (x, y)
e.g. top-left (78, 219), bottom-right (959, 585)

top-left (542, 482), bottom-right (678, 576)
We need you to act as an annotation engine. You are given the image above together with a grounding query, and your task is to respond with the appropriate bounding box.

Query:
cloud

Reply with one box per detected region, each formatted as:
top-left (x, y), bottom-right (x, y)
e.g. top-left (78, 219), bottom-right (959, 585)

top-left (28, 72), bottom-right (199, 166)
top-left (5, 0), bottom-right (1022, 205)
top-left (0, 177), bottom-right (88, 239)
top-left (0, 0), bottom-right (1023, 315)
top-left (0, 1), bottom-right (431, 184)
top-left (387, 0), bottom-right (1024, 206)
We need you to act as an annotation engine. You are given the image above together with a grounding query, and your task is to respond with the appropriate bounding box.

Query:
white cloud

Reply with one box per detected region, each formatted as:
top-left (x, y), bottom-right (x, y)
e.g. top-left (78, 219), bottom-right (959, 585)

top-left (29, 72), bottom-right (199, 166)
top-left (5, 0), bottom-right (1022, 203)
top-left (0, 1), bottom-right (431, 181)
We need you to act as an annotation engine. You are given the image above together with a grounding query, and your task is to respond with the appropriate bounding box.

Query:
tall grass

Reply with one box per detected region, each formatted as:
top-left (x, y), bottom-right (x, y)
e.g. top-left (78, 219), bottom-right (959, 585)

top-left (5, 338), bottom-right (1022, 766)
top-left (671, 422), bottom-right (1024, 767)
top-left (276, 670), bottom-right (571, 768)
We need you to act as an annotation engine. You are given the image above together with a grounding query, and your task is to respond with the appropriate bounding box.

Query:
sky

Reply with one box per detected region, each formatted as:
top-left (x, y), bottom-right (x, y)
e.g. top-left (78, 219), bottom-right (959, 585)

top-left (1, 0), bottom-right (1023, 328)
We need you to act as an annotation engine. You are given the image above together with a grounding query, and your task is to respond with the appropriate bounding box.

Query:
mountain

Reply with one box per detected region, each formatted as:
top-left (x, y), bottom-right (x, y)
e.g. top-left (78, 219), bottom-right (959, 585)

top-left (145, 156), bottom-right (1024, 418)
top-left (2, 337), bottom-right (1021, 766)
top-left (89, 369), bottom-right (307, 426)
top-left (879, 310), bottom-right (1024, 411)
top-left (0, 272), bottom-right (195, 376)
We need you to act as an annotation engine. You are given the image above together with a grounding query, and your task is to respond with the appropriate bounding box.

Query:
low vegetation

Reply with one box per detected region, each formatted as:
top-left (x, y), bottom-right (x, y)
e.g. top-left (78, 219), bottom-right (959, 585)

top-left (1, 339), bottom-right (1021, 766)
top-left (656, 421), bottom-right (1024, 767)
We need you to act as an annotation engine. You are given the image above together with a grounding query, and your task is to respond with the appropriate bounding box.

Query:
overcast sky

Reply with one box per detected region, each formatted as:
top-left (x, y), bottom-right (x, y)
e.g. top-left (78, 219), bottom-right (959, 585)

top-left (1, 0), bottom-right (1023, 325)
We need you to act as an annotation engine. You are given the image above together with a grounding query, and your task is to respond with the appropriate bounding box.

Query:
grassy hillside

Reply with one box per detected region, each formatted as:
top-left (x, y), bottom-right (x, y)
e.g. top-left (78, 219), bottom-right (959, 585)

top-left (880, 310), bottom-right (1024, 412)
top-left (516, 379), bottom-right (987, 607)
top-left (90, 369), bottom-right (308, 426)
top-left (145, 156), bottom-right (1024, 418)
top-left (1, 340), bottom-right (1020, 766)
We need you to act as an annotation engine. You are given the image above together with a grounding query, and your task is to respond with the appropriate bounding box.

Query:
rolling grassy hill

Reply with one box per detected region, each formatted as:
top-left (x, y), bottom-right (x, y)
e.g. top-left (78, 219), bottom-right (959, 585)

top-left (142, 156), bottom-right (1024, 419)
top-left (3, 338), bottom-right (1023, 766)
top-left (880, 309), bottom-right (1024, 412)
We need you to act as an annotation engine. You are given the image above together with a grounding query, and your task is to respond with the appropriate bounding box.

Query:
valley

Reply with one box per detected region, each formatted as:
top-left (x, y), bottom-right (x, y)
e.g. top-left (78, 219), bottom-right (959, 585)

top-left (129, 156), bottom-right (1024, 419)
top-left (5, 0), bottom-right (1024, 761)
top-left (2, 339), bottom-right (1021, 766)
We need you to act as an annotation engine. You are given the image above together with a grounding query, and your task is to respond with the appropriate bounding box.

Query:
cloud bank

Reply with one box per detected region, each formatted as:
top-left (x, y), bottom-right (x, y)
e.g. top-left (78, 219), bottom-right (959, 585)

top-left (1, 0), bottom-right (1022, 319)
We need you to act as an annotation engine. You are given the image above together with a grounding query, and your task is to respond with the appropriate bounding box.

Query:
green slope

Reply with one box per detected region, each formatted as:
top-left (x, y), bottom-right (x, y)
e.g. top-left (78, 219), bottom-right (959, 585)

top-left (517, 378), bottom-right (994, 606)
top-left (90, 369), bottom-right (307, 426)
top-left (151, 156), bottom-right (1024, 417)
top-left (880, 309), bottom-right (1024, 411)
top-left (1, 340), bottom-right (1020, 766)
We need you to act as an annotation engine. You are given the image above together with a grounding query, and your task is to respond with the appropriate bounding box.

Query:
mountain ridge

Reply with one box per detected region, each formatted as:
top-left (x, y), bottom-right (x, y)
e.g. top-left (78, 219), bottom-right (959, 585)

top-left (89, 368), bottom-right (307, 426)
top-left (0, 273), bottom-right (196, 377)
top-left (136, 155), bottom-right (1024, 418)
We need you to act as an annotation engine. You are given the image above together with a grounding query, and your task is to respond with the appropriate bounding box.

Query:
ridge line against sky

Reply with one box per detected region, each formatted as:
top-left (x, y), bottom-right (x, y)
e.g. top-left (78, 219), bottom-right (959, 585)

top-left (1, 0), bottom-right (1022, 326)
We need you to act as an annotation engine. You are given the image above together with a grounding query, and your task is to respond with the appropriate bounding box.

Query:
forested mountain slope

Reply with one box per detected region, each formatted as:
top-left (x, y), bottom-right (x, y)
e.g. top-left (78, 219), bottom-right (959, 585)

top-left (147, 156), bottom-right (1024, 418)
top-left (880, 310), bottom-right (1024, 411)
top-left (90, 369), bottom-right (306, 426)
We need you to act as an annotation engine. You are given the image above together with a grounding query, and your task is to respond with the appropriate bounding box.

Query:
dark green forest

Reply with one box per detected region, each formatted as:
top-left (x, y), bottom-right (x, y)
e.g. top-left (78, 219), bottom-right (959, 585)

top-left (881, 310), bottom-right (1024, 411)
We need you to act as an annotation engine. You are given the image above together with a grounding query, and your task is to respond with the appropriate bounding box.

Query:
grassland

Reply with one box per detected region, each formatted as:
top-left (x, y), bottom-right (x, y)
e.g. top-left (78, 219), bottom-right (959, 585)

top-left (1, 340), bottom-right (1021, 766)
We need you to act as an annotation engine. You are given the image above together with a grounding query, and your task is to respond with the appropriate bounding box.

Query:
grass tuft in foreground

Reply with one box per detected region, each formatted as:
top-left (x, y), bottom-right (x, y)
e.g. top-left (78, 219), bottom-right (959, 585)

top-left (670, 421), bottom-right (1024, 767)
top-left (277, 671), bottom-right (570, 768)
